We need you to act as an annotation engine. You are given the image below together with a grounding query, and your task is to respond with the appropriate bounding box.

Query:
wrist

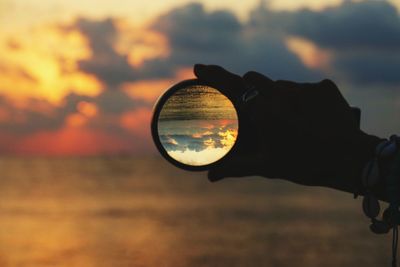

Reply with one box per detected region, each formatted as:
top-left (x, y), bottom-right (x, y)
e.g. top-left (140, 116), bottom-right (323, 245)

top-left (326, 131), bottom-right (384, 196)
top-left (354, 133), bottom-right (400, 201)
top-left (350, 132), bottom-right (385, 198)
top-left (358, 135), bottom-right (400, 235)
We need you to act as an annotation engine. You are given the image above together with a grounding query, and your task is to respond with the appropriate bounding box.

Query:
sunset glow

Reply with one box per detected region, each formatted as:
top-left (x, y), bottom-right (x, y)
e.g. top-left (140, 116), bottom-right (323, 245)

top-left (286, 37), bottom-right (332, 70)
top-left (1, 0), bottom-right (399, 155)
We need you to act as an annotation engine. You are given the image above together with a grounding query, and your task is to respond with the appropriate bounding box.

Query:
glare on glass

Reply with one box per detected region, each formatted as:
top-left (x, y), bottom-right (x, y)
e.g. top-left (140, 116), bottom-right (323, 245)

top-left (157, 85), bottom-right (238, 166)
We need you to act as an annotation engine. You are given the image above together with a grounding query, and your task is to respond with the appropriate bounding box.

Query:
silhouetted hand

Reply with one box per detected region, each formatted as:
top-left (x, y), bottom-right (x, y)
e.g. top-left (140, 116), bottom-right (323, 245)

top-left (194, 64), bottom-right (383, 196)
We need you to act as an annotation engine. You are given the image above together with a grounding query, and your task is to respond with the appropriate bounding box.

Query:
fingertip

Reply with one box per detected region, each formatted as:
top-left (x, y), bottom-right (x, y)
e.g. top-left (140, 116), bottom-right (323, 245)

top-left (319, 78), bottom-right (339, 91)
top-left (319, 78), bottom-right (343, 98)
top-left (320, 78), bottom-right (336, 87)
top-left (194, 63), bottom-right (205, 69)
top-left (194, 64), bottom-right (226, 81)
top-left (242, 71), bottom-right (257, 80)
top-left (194, 63), bottom-right (206, 78)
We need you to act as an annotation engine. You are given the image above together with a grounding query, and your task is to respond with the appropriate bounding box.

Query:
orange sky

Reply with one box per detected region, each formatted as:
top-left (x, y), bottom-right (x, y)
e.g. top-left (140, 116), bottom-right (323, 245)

top-left (0, 2), bottom-right (196, 155)
top-left (1, 0), bottom-right (399, 155)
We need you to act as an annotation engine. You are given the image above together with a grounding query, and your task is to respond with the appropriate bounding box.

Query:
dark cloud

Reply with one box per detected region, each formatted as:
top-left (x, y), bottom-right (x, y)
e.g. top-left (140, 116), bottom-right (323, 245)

top-left (72, 1), bottom-right (400, 86)
top-left (58, 1), bottom-right (400, 88)
top-left (342, 85), bottom-right (400, 137)
top-left (137, 3), bottom-right (242, 79)
top-left (290, 1), bottom-right (400, 50)
top-left (0, 88), bottom-right (145, 135)
top-left (248, 2), bottom-right (292, 35)
top-left (0, 93), bottom-right (95, 135)
top-left (3, 1), bottom-right (400, 154)
top-left (141, 2), bottom-right (321, 81)
top-left (0, 95), bottom-right (62, 134)
top-left (247, 1), bottom-right (400, 86)
top-left (75, 18), bottom-right (136, 87)
top-left (152, 3), bottom-right (241, 51)
top-left (285, 1), bottom-right (400, 86)
top-left (333, 51), bottom-right (400, 85)
top-left (95, 90), bottom-right (144, 114)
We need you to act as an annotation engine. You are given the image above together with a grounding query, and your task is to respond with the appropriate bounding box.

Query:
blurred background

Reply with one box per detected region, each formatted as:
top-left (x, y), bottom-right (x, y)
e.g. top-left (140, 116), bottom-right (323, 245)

top-left (0, 0), bottom-right (400, 266)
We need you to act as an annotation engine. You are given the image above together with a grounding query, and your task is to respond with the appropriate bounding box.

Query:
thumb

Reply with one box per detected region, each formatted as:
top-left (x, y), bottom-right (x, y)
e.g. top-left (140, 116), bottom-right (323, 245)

top-left (194, 64), bottom-right (245, 104)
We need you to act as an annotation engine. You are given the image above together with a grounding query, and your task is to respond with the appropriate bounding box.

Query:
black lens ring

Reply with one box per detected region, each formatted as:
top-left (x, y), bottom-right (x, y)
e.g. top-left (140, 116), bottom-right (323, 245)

top-left (151, 79), bottom-right (240, 171)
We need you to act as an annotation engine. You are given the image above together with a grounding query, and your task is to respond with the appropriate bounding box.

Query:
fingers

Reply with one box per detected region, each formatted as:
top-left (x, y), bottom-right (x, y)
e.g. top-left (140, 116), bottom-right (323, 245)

top-left (194, 64), bottom-right (240, 85)
top-left (242, 71), bottom-right (273, 87)
top-left (194, 64), bottom-right (245, 103)
top-left (274, 79), bottom-right (342, 99)
top-left (242, 71), bottom-right (276, 98)
top-left (319, 79), bottom-right (351, 107)
top-left (273, 78), bottom-right (358, 137)
top-left (274, 80), bottom-right (304, 95)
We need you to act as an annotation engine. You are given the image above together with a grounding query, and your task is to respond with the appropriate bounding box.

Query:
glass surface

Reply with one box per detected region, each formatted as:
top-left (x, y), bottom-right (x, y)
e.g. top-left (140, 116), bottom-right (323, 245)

top-left (158, 85), bottom-right (238, 166)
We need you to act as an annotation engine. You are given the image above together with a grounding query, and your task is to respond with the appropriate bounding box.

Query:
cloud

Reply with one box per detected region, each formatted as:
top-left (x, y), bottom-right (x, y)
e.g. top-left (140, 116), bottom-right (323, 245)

top-left (72, 1), bottom-right (400, 86)
top-left (152, 3), bottom-right (241, 52)
top-left (0, 95), bottom-right (62, 134)
top-left (0, 89), bottom-right (152, 155)
top-left (0, 16), bottom-right (150, 154)
top-left (1, 1), bottom-right (400, 155)
top-left (246, 0), bottom-right (400, 135)
top-left (0, 64), bottom-right (37, 83)
top-left (141, 2), bottom-right (322, 81)
top-left (290, 1), bottom-right (400, 50)
top-left (75, 18), bottom-right (137, 87)
top-left (0, 87), bottom-right (145, 133)
top-left (247, 0), bottom-right (400, 86)
top-left (0, 16), bottom-right (148, 154)
top-left (0, 93), bottom-right (92, 135)
top-left (333, 51), bottom-right (400, 86)
top-left (95, 90), bottom-right (144, 114)
top-left (286, 1), bottom-right (400, 86)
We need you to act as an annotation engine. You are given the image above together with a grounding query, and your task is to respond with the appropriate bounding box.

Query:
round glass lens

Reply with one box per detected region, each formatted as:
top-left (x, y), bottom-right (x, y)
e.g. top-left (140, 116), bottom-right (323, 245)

top-left (157, 84), bottom-right (238, 166)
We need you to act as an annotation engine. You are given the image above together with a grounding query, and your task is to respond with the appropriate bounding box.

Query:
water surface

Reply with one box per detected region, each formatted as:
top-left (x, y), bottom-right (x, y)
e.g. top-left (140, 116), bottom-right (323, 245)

top-left (0, 157), bottom-right (391, 266)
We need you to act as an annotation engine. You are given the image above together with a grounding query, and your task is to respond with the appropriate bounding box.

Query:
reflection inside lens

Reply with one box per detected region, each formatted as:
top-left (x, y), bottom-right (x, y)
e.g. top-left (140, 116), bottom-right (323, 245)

top-left (158, 85), bottom-right (238, 166)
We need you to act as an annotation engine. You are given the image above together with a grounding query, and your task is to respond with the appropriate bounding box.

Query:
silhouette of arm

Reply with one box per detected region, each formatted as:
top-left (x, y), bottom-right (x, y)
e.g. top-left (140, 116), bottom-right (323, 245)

top-left (194, 64), bottom-right (386, 200)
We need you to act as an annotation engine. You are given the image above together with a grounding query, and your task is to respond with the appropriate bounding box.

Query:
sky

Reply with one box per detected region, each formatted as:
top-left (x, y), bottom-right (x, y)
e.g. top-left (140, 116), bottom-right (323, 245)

top-left (0, 0), bottom-right (399, 155)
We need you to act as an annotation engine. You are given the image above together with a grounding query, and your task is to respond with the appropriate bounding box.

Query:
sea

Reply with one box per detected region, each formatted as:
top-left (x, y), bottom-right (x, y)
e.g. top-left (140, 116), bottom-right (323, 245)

top-left (0, 156), bottom-right (391, 267)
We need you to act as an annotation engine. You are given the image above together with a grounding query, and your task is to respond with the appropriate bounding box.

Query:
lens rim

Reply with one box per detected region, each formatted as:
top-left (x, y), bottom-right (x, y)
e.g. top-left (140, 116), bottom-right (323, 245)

top-left (151, 79), bottom-right (240, 171)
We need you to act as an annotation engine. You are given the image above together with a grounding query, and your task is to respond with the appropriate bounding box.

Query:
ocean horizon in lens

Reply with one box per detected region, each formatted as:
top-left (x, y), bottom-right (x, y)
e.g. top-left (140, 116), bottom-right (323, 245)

top-left (158, 85), bottom-right (238, 166)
